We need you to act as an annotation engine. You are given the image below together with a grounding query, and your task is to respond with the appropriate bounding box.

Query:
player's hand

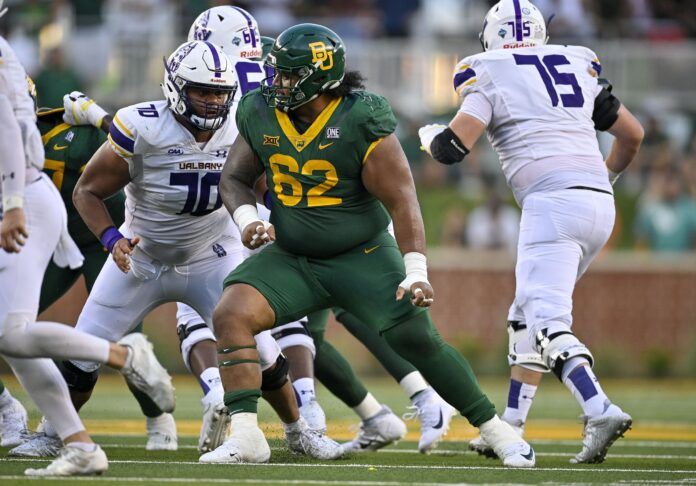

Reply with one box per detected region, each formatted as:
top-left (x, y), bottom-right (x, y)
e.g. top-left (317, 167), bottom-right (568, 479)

top-left (0, 208), bottom-right (28, 253)
top-left (396, 279), bottom-right (435, 307)
top-left (418, 124), bottom-right (447, 156)
top-left (112, 236), bottom-right (140, 273)
top-left (63, 91), bottom-right (108, 128)
top-left (241, 221), bottom-right (275, 250)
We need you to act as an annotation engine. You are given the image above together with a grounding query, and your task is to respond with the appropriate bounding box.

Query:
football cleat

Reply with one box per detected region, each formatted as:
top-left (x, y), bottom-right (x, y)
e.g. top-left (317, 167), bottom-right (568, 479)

top-left (469, 418), bottom-right (524, 459)
top-left (24, 444), bottom-right (108, 476)
top-left (118, 333), bottom-right (175, 413)
top-left (146, 413), bottom-right (178, 451)
top-left (199, 420), bottom-right (270, 464)
top-left (0, 394), bottom-right (29, 447)
top-left (9, 431), bottom-right (62, 457)
top-left (198, 400), bottom-right (230, 453)
top-left (285, 416), bottom-right (343, 460)
top-left (298, 398), bottom-right (327, 434)
top-left (342, 405), bottom-right (407, 452)
top-left (570, 403), bottom-right (632, 464)
top-left (479, 416), bottom-right (535, 468)
top-left (403, 388), bottom-right (457, 454)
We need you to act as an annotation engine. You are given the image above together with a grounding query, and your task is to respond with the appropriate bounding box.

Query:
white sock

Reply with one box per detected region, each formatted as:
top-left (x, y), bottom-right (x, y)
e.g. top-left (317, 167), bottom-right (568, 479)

top-left (199, 367), bottom-right (224, 404)
top-left (283, 416), bottom-right (305, 432)
top-left (562, 363), bottom-right (609, 418)
top-left (66, 441), bottom-right (97, 452)
top-left (292, 377), bottom-right (316, 407)
top-left (146, 413), bottom-right (171, 429)
top-left (41, 418), bottom-right (59, 438)
top-left (400, 371), bottom-right (428, 399)
top-left (501, 379), bottom-right (537, 426)
top-left (352, 393), bottom-right (382, 420)
top-left (230, 412), bottom-right (258, 430)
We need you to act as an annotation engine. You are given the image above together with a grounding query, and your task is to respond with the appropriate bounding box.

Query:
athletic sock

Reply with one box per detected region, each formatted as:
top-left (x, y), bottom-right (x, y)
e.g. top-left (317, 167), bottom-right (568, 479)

top-left (199, 367), bottom-right (224, 404)
top-left (399, 371), bottom-right (428, 399)
top-left (352, 393), bottom-right (382, 420)
top-left (501, 379), bottom-right (537, 426)
top-left (230, 412), bottom-right (258, 429)
top-left (66, 442), bottom-right (98, 452)
top-left (562, 363), bottom-right (609, 418)
top-left (292, 377), bottom-right (316, 407)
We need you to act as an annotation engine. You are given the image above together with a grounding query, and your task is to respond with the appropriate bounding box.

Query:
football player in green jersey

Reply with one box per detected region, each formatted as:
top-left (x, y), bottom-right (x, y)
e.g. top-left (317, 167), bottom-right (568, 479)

top-left (202, 23), bottom-right (535, 467)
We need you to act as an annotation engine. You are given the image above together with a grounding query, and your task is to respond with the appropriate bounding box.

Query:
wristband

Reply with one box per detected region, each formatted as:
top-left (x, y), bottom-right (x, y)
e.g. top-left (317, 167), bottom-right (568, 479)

top-left (2, 194), bottom-right (23, 211)
top-left (100, 226), bottom-right (124, 253)
top-left (403, 252), bottom-right (428, 281)
top-left (263, 190), bottom-right (273, 210)
top-left (233, 204), bottom-right (262, 233)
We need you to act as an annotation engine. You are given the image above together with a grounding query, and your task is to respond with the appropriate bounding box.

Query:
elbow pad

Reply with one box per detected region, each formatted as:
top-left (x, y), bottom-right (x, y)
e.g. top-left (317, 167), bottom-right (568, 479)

top-left (593, 88), bottom-right (620, 131)
top-left (430, 127), bottom-right (470, 165)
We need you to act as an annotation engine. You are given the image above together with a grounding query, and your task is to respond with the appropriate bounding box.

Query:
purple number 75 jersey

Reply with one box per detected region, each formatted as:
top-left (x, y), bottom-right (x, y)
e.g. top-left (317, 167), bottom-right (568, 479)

top-left (108, 100), bottom-right (240, 265)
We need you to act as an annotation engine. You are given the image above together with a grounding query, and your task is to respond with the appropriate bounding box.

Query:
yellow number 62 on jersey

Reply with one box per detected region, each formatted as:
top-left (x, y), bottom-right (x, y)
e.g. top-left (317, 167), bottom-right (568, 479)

top-left (269, 154), bottom-right (342, 208)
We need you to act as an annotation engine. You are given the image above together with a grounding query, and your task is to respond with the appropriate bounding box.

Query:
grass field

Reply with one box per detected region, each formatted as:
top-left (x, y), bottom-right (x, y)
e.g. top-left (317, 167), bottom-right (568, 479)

top-left (1, 374), bottom-right (694, 485)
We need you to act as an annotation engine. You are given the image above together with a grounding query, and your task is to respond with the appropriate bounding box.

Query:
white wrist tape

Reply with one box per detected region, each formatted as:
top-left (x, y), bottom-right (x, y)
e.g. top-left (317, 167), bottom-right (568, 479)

top-left (232, 204), bottom-right (262, 233)
top-left (403, 252), bottom-right (429, 283)
top-left (2, 194), bottom-right (23, 211)
top-left (608, 169), bottom-right (621, 186)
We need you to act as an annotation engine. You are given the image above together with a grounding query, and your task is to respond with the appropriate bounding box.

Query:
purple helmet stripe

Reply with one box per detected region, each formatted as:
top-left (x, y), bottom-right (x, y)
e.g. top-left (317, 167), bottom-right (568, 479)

top-left (231, 6), bottom-right (258, 48)
top-left (204, 41), bottom-right (222, 78)
top-left (512, 0), bottom-right (523, 41)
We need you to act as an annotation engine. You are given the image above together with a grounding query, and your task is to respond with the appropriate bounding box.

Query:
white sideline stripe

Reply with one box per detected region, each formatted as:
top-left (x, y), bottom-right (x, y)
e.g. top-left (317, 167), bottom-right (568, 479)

top-left (95, 444), bottom-right (696, 460)
top-left (1, 458), bottom-right (695, 474)
top-left (0, 477), bottom-right (470, 486)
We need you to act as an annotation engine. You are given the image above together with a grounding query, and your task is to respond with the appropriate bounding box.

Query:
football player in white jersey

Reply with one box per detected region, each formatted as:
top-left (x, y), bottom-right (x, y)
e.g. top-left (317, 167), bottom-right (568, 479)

top-left (0, 2), bottom-right (175, 474)
top-left (69, 40), bottom-right (342, 461)
top-left (419, 0), bottom-right (644, 464)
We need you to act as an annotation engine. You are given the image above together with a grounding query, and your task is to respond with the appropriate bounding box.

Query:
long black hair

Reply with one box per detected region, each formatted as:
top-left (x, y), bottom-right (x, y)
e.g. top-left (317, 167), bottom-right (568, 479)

top-left (326, 70), bottom-right (366, 98)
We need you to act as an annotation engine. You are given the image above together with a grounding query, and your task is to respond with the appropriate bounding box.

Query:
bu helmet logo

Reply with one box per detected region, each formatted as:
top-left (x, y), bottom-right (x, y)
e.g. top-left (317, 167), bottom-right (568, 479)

top-left (309, 42), bottom-right (334, 71)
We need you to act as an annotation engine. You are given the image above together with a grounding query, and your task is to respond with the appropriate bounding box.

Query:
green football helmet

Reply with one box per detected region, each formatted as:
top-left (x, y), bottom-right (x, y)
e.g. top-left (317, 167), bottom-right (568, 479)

top-left (260, 36), bottom-right (275, 61)
top-left (261, 23), bottom-right (345, 110)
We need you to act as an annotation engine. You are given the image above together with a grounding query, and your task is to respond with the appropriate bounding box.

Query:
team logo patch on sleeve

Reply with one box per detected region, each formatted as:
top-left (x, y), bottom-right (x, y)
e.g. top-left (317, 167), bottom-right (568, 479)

top-left (263, 135), bottom-right (280, 147)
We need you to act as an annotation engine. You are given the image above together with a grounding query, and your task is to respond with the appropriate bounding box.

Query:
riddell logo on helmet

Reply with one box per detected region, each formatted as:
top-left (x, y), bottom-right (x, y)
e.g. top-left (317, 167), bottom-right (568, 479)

top-left (209, 78), bottom-right (227, 83)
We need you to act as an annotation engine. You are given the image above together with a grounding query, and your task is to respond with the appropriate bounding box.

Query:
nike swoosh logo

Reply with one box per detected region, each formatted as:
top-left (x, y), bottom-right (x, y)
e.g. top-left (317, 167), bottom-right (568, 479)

top-left (53, 144), bottom-right (68, 150)
top-left (521, 447), bottom-right (535, 461)
top-left (433, 410), bottom-right (444, 429)
top-left (364, 245), bottom-right (380, 254)
top-left (318, 142), bottom-right (334, 150)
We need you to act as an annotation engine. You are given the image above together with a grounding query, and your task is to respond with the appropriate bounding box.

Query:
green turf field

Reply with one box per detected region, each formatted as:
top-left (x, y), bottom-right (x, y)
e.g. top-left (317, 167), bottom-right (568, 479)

top-left (1, 374), bottom-right (694, 484)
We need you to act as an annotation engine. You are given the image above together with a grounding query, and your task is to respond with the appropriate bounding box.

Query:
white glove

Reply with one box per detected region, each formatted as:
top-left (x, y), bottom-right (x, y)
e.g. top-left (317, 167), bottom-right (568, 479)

top-left (418, 124), bottom-right (447, 156)
top-left (63, 91), bottom-right (108, 128)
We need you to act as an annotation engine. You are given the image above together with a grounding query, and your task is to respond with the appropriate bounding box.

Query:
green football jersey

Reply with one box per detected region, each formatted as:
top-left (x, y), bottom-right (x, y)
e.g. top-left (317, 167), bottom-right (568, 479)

top-left (37, 108), bottom-right (126, 247)
top-left (236, 90), bottom-right (397, 258)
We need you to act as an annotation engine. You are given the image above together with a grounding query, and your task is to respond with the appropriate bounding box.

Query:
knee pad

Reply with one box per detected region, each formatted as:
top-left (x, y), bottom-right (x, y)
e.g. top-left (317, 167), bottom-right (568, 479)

top-left (271, 319), bottom-right (316, 357)
top-left (535, 329), bottom-right (593, 380)
top-left (177, 321), bottom-right (216, 372)
top-left (261, 354), bottom-right (289, 391)
top-left (507, 321), bottom-right (550, 373)
top-left (0, 313), bottom-right (29, 355)
top-left (58, 360), bottom-right (99, 393)
top-left (256, 330), bottom-right (281, 371)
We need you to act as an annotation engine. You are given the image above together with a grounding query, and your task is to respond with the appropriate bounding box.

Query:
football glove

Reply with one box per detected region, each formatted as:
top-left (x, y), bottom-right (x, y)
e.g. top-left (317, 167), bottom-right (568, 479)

top-left (63, 91), bottom-right (108, 128)
top-left (418, 124), bottom-right (447, 156)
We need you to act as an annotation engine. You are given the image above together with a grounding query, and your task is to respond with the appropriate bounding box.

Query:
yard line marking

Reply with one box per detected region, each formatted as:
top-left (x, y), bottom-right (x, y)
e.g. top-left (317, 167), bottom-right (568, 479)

top-left (2, 458), bottom-right (695, 474)
top-left (0, 478), bottom-right (480, 486)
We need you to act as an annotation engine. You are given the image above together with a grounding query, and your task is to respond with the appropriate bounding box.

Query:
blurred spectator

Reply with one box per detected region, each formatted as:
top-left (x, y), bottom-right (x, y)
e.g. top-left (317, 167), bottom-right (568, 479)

top-left (465, 187), bottom-right (519, 255)
top-left (534, 0), bottom-right (597, 39)
top-left (65, 0), bottom-right (109, 83)
top-left (441, 206), bottom-right (467, 247)
top-left (634, 166), bottom-right (696, 252)
top-left (34, 47), bottom-right (84, 108)
top-left (621, 113), bottom-right (672, 195)
top-left (375, 0), bottom-right (419, 37)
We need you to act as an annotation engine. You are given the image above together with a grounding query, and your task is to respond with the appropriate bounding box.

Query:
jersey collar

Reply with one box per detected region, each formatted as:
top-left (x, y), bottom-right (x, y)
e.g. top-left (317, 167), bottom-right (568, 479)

top-left (274, 97), bottom-right (342, 153)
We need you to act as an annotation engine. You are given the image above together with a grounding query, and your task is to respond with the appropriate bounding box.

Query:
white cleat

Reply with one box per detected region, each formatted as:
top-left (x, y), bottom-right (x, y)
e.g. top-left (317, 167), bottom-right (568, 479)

top-left (285, 416), bottom-right (344, 460)
top-left (403, 388), bottom-right (457, 454)
top-left (479, 415), bottom-right (535, 468)
top-left (570, 403), bottom-right (632, 464)
top-left (146, 413), bottom-right (178, 451)
top-left (298, 398), bottom-right (327, 434)
top-left (9, 431), bottom-right (62, 457)
top-left (118, 333), bottom-right (175, 413)
top-left (24, 444), bottom-right (108, 476)
top-left (469, 419), bottom-right (524, 459)
top-left (198, 400), bottom-right (230, 453)
top-left (0, 395), bottom-right (29, 447)
top-left (342, 405), bottom-right (407, 452)
top-left (199, 421), bottom-right (270, 463)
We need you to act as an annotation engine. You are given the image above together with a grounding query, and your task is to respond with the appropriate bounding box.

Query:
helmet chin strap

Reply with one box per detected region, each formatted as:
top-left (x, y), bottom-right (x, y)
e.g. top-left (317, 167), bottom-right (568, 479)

top-left (190, 113), bottom-right (225, 131)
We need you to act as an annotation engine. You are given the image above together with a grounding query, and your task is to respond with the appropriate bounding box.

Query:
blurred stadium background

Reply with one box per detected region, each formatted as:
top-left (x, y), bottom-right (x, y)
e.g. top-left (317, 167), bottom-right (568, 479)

top-left (1, 0), bottom-right (694, 379)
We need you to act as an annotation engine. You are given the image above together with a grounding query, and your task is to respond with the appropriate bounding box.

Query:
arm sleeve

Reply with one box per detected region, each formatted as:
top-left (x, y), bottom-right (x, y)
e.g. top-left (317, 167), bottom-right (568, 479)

top-left (458, 91), bottom-right (493, 126)
top-left (0, 93), bottom-right (27, 207)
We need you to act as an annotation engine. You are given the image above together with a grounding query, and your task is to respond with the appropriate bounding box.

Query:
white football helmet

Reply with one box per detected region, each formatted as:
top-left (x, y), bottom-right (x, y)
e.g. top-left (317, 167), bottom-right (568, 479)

top-left (161, 41), bottom-right (238, 131)
top-left (479, 0), bottom-right (547, 51)
top-left (188, 6), bottom-right (262, 59)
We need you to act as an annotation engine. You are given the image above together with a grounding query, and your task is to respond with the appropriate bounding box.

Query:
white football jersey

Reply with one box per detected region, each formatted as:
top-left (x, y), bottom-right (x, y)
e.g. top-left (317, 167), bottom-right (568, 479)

top-left (0, 36), bottom-right (44, 175)
top-left (232, 57), bottom-right (272, 101)
top-left (455, 44), bottom-right (612, 203)
top-left (108, 100), bottom-right (240, 264)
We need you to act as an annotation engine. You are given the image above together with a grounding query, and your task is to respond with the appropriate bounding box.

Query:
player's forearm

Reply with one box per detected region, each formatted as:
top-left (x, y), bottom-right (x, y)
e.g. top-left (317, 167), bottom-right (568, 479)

top-left (388, 199), bottom-right (427, 255)
top-left (220, 175), bottom-right (257, 217)
top-left (605, 138), bottom-right (640, 175)
top-left (0, 95), bottom-right (27, 209)
top-left (605, 105), bottom-right (644, 174)
top-left (73, 184), bottom-right (119, 241)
